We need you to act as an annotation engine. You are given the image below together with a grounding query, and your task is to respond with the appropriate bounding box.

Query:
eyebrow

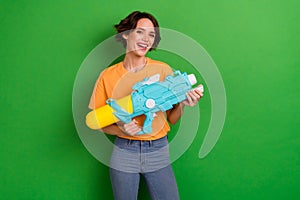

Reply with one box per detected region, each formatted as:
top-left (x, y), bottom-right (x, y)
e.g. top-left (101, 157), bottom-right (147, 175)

top-left (136, 27), bottom-right (156, 34)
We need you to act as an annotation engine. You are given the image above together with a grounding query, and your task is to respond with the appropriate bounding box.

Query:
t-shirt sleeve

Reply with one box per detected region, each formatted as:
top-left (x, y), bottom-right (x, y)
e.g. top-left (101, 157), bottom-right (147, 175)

top-left (88, 73), bottom-right (108, 110)
top-left (162, 63), bottom-right (174, 79)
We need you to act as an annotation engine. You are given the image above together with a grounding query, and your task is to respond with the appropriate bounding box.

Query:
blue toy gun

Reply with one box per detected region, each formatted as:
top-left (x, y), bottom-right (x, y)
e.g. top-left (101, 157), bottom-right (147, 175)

top-left (105, 70), bottom-right (203, 134)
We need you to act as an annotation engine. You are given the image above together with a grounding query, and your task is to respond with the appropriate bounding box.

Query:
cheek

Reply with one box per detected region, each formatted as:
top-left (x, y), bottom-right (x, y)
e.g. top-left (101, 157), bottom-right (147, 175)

top-left (149, 37), bottom-right (155, 46)
top-left (127, 33), bottom-right (138, 42)
top-left (133, 33), bottom-right (142, 40)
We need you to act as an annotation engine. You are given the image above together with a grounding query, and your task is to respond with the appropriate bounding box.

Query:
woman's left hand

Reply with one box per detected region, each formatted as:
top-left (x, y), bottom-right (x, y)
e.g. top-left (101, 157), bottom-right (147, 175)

top-left (181, 86), bottom-right (203, 107)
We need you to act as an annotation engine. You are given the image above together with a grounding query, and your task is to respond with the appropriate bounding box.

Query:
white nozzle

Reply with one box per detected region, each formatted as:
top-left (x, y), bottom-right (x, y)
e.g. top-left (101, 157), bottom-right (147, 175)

top-left (187, 74), bottom-right (197, 86)
top-left (195, 85), bottom-right (204, 93)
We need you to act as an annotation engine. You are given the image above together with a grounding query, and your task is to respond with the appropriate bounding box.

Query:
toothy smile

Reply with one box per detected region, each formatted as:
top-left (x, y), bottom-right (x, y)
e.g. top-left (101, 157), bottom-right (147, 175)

top-left (137, 43), bottom-right (148, 49)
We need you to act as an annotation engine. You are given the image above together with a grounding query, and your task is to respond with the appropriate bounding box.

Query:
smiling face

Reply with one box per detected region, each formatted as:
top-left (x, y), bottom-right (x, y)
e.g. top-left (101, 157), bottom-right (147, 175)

top-left (122, 18), bottom-right (156, 57)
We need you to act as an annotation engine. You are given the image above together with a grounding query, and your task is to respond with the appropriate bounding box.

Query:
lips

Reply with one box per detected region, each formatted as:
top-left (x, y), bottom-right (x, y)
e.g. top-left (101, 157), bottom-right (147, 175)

top-left (137, 42), bottom-right (148, 50)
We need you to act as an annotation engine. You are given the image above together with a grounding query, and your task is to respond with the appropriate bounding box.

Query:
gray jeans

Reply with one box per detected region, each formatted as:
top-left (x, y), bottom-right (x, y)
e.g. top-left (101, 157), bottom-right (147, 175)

top-left (110, 136), bottom-right (180, 200)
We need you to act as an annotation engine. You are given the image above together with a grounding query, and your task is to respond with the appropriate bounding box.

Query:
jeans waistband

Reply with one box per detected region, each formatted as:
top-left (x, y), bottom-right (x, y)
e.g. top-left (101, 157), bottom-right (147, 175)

top-left (117, 135), bottom-right (167, 143)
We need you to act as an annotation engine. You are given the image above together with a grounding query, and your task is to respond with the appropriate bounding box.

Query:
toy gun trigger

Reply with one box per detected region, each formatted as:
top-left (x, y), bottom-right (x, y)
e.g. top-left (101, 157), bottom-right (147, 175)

top-left (106, 98), bottom-right (131, 124)
top-left (137, 111), bottom-right (156, 134)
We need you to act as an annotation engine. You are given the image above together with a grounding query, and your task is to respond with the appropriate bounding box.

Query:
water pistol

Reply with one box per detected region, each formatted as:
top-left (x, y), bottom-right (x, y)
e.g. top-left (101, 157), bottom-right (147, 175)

top-left (86, 70), bottom-right (204, 134)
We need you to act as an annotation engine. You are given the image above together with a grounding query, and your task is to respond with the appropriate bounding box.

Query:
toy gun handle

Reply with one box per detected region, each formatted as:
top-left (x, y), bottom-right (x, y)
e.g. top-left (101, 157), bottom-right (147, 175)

top-left (141, 112), bottom-right (155, 134)
top-left (107, 97), bottom-right (156, 134)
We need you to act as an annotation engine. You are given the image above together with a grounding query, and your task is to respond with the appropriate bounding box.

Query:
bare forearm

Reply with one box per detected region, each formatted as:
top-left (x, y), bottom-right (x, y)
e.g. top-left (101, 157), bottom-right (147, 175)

top-left (167, 103), bottom-right (185, 124)
top-left (100, 120), bottom-right (142, 137)
top-left (100, 124), bottom-right (126, 136)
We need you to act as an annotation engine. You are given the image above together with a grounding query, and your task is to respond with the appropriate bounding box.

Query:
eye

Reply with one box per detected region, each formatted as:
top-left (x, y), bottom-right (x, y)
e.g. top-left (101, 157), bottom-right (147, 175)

top-left (149, 34), bottom-right (155, 38)
top-left (136, 30), bottom-right (143, 34)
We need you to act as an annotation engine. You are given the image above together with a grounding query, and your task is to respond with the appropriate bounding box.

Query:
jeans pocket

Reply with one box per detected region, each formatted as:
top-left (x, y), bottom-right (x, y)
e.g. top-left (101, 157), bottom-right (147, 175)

top-left (150, 137), bottom-right (168, 152)
top-left (114, 137), bottom-right (139, 153)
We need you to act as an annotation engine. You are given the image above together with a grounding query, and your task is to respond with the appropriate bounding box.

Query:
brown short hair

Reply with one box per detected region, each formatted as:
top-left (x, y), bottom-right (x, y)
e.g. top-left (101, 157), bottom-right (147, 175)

top-left (114, 11), bottom-right (161, 51)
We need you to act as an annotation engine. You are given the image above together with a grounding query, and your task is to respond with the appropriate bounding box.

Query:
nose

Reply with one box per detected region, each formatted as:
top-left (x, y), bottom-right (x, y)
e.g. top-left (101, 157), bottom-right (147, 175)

top-left (142, 33), bottom-right (149, 42)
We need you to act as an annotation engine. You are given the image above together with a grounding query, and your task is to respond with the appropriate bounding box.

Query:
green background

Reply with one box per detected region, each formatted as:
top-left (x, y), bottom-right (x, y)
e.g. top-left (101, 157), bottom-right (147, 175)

top-left (1, 0), bottom-right (299, 199)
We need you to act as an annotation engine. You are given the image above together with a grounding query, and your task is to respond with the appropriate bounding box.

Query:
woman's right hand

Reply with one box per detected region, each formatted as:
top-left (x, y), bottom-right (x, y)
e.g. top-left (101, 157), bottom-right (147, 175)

top-left (116, 119), bottom-right (142, 136)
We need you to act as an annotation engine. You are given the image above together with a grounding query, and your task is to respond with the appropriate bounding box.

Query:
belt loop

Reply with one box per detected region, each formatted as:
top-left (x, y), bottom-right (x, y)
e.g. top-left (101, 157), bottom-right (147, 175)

top-left (127, 139), bottom-right (131, 145)
top-left (150, 140), bottom-right (152, 147)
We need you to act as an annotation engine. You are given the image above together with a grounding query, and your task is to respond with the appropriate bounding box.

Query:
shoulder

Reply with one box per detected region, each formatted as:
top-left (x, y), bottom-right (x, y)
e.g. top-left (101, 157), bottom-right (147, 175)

top-left (99, 61), bottom-right (124, 79)
top-left (101, 62), bottom-right (122, 74)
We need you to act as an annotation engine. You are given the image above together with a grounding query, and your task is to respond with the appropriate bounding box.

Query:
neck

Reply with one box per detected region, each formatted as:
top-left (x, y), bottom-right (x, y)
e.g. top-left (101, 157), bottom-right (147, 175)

top-left (123, 54), bottom-right (147, 73)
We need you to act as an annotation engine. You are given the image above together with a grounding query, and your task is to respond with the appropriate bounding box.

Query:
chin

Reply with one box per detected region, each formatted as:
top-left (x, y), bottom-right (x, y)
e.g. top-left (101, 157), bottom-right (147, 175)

top-left (135, 50), bottom-right (148, 57)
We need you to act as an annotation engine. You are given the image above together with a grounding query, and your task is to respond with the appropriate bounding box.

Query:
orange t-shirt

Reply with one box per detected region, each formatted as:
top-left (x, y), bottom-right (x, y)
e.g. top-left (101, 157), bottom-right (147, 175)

top-left (88, 57), bottom-right (173, 140)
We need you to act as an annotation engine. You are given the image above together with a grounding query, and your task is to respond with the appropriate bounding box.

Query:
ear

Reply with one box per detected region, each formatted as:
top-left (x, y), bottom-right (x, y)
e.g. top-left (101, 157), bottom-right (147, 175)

top-left (122, 33), bottom-right (128, 40)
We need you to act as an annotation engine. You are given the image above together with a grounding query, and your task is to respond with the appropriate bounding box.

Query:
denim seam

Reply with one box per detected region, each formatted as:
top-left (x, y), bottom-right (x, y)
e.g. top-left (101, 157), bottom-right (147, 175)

top-left (144, 174), bottom-right (159, 200)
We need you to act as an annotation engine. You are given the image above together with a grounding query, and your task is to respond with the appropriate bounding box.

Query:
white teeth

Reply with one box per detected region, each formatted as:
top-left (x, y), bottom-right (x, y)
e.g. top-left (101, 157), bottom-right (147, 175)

top-left (138, 43), bottom-right (147, 48)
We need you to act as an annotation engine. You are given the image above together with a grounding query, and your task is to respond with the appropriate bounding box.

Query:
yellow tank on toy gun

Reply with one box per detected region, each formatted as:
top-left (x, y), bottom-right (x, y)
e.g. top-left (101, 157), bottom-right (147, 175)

top-left (86, 70), bottom-right (204, 134)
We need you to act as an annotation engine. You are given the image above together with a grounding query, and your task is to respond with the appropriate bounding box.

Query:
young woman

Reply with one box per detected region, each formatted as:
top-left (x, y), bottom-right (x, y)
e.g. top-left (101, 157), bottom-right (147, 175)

top-left (88, 11), bottom-right (203, 200)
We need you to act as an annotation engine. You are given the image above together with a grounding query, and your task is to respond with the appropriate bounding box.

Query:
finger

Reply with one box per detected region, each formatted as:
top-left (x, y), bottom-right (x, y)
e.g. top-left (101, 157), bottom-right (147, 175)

top-left (181, 100), bottom-right (189, 106)
top-left (116, 121), bottom-right (125, 126)
top-left (187, 91), bottom-right (199, 103)
top-left (185, 93), bottom-right (193, 105)
top-left (126, 126), bottom-right (142, 136)
top-left (132, 119), bottom-right (139, 125)
top-left (194, 89), bottom-right (204, 97)
top-left (190, 90), bottom-right (201, 99)
top-left (123, 122), bottom-right (137, 131)
top-left (124, 121), bottom-right (141, 135)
